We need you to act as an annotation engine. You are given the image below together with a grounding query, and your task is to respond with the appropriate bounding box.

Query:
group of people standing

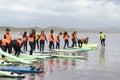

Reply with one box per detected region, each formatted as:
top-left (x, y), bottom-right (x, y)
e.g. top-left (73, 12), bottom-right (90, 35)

top-left (0, 28), bottom-right (106, 57)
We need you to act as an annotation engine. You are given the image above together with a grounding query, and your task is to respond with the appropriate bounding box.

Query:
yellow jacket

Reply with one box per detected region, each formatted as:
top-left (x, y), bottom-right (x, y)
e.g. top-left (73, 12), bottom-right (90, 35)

top-left (100, 33), bottom-right (106, 39)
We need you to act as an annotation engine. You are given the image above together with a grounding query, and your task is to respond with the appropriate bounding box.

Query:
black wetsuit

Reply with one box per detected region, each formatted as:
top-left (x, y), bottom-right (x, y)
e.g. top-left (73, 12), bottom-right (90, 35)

top-left (40, 40), bottom-right (45, 52)
top-left (56, 42), bottom-right (60, 49)
top-left (29, 33), bottom-right (35, 55)
top-left (49, 41), bottom-right (54, 49)
top-left (29, 42), bottom-right (35, 55)
top-left (35, 39), bottom-right (39, 50)
top-left (12, 40), bottom-right (22, 57)
top-left (78, 39), bottom-right (83, 47)
top-left (23, 35), bottom-right (27, 52)
top-left (101, 39), bottom-right (105, 46)
top-left (0, 40), bottom-right (8, 58)
top-left (63, 40), bottom-right (69, 49)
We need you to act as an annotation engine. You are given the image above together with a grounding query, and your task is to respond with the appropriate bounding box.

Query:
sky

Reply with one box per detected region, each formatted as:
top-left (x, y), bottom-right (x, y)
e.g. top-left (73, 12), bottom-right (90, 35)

top-left (0, 0), bottom-right (120, 28)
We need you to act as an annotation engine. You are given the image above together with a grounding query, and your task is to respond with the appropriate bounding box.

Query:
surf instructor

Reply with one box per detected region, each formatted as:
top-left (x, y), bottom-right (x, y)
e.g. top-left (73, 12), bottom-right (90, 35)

top-left (100, 32), bottom-right (106, 46)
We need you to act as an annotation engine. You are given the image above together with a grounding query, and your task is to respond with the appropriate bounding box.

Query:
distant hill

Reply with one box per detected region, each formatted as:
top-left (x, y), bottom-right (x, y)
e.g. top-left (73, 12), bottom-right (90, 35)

top-left (84, 27), bottom-right (120, 33)
top-left (0, 26), bottom-right (120, 33)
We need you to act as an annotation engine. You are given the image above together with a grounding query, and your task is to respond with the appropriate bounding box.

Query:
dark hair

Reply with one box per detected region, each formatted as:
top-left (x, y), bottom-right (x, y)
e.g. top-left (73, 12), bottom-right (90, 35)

top-left (64, 31), bottom-right (67, 35)
top-left (59, 32), bottom-right (62, 35)
top-left (50, 29), bottom-right (54, 33)
top-left (41, 30), bottom-right (44, 33)
top-left (6, 28), bottom-right (10, 31)
top-left (100, 32), bottom-right (102, 34)
top-left (29, 32), bottom-right (34, 37)
top-left (31, 29), bottom-right (36, 35)
top-left (23, 31), bottom-right (27, 37)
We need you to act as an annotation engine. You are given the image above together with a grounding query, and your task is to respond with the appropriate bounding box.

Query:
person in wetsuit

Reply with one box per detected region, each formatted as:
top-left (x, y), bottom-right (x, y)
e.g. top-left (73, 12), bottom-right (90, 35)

top-left (0, 39), bottom-right (9, 58)
top-left (82, 37), bottom-right (89, 44)
top-left (63, 31), bottom-right (70, 49)
top-left (100, 32), bottom-right (106, 46)
top-left (22, 31), bottom-right (28, 52)
top-left (78, 39), bottom-right (83, 48)
top-left (4, 28), bottom-right (12, 54)
top-left (71, 31), bottom-right (78, 47)
top-left (35, 32), bottom-right (39, 50)
top-left (39, 30), bottom-right (47, 52)
top-left (12, 38), bottom-right (23, 57)
top-left (29, 29), bottom-right (36, 55)
top-left (55, 32), bottom-right (62, 49)
top-left (48, 29), bottom-right (54, 50)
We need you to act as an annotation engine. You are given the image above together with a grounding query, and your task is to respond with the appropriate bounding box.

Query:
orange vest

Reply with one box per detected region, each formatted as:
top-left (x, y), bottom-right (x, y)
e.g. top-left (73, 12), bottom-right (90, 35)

top-left (82, 37), bottom-right (87, 42)
top-left (64, 35), bottom-right (69, 40)
top-left (72, 34), bottom-right (77, 40)
top-left (40, 34), bottom-right (45, 40)
top-left (5, 33), bottom-right (11, 43)
top-left (48, 33), bottom-right (54, 42)
top-left (56, 34), bottom-right (60, 43)
top-left (29, 36), bottom-right (34, 42)
top-left (2, 39), bottom-right (9, 46)
top-left (23, 36), bottom-right (27, 41)
top-left (74, 34), bottom-right (77, 40)
top-left (16, 39), bottom-right (23, 47)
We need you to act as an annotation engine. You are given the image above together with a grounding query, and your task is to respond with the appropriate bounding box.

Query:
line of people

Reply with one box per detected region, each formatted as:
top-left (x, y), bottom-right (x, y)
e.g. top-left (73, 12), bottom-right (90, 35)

top-left (0, 28), bottom-right (106, 57)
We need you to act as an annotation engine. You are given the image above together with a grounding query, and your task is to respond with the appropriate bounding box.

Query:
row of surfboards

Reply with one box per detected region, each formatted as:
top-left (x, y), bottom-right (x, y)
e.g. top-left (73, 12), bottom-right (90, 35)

top-left (0, 44), bottom-right (98, 64)
top-left (34, 44), bottom-right (98, 53)
top-left (0, 44), bottom-right (98, 78)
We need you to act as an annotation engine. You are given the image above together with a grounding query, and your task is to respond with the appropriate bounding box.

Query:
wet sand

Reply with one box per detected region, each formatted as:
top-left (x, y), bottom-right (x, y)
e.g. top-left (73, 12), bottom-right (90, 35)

top-left (0, 32), bottom-right (120, 80)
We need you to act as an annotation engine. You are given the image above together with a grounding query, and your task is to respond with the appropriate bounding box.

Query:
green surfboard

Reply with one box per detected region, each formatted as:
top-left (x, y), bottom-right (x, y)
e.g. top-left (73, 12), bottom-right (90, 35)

top-left (0, 50), bottom-right (32, 64)
top-left (51, 54), bottom-right (85, 59)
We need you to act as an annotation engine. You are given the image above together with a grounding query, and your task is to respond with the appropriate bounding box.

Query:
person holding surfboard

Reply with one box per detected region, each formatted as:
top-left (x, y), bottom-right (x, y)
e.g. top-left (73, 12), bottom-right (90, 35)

top-left (39, 30), bottom-right (48, 52)
top-left (63, 31), bottom-right (70, 49)
top-left (55, 32), bottom-right (62, 49)
top-left (100, 32), bottom-right (106, 46)
top-left (48, 29), bottom-right (54, 50)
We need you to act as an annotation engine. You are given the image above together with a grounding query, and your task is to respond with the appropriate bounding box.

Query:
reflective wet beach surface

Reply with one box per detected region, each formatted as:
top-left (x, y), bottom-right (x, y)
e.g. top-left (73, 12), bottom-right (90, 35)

top-left (1, 33), bottom-right (120, 80)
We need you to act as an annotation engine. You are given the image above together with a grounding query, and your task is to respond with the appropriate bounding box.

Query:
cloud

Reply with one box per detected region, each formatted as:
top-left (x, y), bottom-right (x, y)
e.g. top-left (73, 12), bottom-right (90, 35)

top-left (0, 0), bottom-right (120, 28)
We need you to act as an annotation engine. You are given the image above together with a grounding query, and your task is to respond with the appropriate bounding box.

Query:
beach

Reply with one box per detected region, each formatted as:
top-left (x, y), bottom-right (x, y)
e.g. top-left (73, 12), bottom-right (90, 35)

top-left (0, 30), bottom-right (120, 80)
top-left (0, 0), bottom-right (120, 79)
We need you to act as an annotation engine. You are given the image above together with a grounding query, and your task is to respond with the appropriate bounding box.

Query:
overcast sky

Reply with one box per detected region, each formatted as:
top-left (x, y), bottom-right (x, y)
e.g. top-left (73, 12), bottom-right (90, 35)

top-left (0, 0), bottom-right (120, 28)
